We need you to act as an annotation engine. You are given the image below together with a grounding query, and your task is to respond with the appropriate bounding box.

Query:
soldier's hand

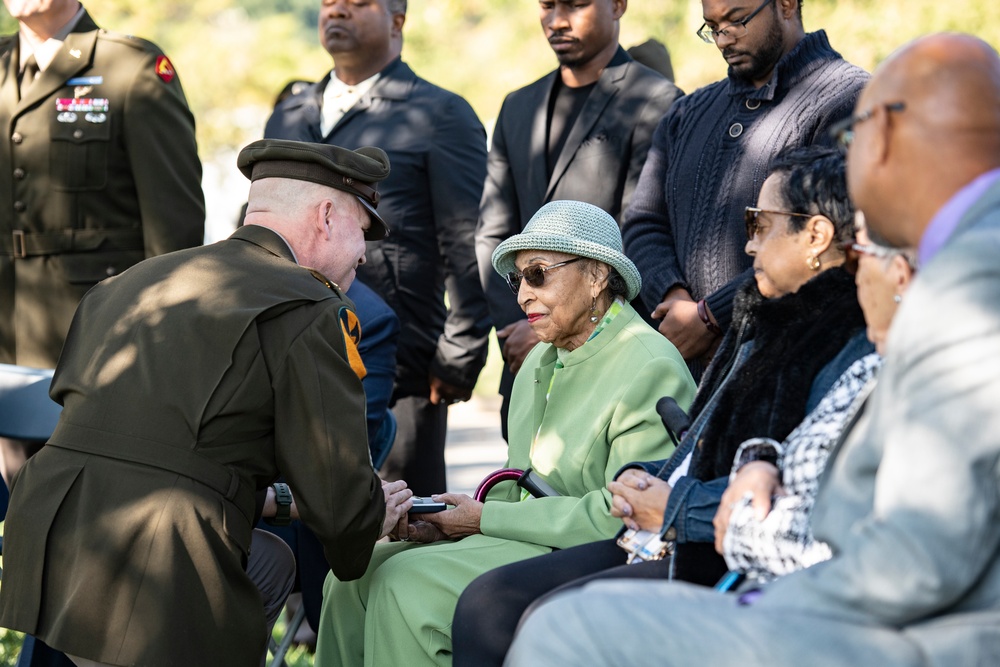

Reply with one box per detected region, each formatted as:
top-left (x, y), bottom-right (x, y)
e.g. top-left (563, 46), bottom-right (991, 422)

top-left (379, 479), bottom-right (413, 539)
top-left (262, 484), bottom-right (300, 521)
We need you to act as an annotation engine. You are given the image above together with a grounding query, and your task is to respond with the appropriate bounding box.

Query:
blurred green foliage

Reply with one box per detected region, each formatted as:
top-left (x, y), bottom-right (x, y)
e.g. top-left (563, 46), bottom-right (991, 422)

top-left (3, 0), bottom-right (999, 160)
top-left (0, 630), bottom-right (21, 667)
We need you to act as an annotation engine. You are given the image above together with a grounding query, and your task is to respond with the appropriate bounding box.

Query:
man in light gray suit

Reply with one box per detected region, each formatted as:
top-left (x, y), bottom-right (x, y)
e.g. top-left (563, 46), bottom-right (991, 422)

top-left (505, 33), bottom-right (1000, 666)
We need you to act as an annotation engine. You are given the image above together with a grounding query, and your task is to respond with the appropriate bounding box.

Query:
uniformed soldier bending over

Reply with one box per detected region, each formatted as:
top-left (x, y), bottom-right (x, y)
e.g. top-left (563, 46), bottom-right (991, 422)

top-left (0, 139), bottom-right (414, 667)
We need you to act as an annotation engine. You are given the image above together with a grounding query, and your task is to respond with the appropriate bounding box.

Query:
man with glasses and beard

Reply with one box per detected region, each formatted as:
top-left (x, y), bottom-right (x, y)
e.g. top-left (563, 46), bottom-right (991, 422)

top-left (623, 0), bottom-right (867, 377)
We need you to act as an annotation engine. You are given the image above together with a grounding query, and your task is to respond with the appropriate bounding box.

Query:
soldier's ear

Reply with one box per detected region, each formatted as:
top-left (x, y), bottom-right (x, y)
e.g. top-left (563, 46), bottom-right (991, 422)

top-left (318, 200), bottom-right (335, 239)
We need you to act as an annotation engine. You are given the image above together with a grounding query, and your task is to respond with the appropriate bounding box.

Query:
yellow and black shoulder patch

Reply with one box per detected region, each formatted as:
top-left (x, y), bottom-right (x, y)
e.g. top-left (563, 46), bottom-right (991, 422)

top-left (339, 306), bottom-right (366, 380)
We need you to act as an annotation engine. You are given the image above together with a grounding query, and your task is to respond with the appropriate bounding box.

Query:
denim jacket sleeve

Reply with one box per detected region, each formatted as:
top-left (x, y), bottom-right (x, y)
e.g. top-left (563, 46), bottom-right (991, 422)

top-left (616, 437), bottom-right (725, 543)
top-left (614, 459), bottom-right (665, 479)
top-left (614, 431), bottom-right (694, 481)
top-left (661, 475), bottom-right (729, 543)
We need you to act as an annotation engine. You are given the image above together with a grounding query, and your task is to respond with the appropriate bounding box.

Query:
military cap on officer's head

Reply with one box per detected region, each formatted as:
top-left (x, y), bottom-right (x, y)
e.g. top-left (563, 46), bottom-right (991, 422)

top-left (237, 139), bottom-right (391, 240)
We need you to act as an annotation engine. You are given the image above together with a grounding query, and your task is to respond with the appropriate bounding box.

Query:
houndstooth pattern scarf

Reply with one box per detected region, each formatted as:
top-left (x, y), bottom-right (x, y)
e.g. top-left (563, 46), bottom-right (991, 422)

top-left (722, 352), bottom-right (882, 582)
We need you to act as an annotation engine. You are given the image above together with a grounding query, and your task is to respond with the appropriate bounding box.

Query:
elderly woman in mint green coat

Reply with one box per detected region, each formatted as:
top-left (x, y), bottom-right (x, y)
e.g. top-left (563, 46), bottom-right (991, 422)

top-left (314, 200), bottom-right (696, 667)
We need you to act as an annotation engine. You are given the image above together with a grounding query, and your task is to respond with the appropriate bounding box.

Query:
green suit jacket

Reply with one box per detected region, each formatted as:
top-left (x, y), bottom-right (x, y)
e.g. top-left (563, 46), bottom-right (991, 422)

top-left (314, 301), bottom-right (697, 665)
top-left (481, 301), bottom-right (696, 543)
top-left (0, 225), bottom-right (385, 666)
top-left (0, 9), bottom-right (204, 368)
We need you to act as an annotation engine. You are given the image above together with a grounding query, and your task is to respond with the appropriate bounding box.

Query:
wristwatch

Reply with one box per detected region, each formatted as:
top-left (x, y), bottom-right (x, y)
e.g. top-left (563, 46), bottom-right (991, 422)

top-left (696, 299), bottom-right (723, 336)
top-left (268, 482), bottom-right (293, 526)
top-left (730, 437), bottom-right (784, 482)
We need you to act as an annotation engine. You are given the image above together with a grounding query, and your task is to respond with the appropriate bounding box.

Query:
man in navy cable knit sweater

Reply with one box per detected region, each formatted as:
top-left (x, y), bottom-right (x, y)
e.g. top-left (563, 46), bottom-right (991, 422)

top-left (623, 0), bottom-right (867, 374)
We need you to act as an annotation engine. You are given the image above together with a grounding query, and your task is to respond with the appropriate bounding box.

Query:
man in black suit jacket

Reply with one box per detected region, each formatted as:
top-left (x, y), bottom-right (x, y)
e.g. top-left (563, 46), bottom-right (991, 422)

top-left (474, 0), bottom-right (683, 436)
top-left (264, 0), bottom-right (490, 495)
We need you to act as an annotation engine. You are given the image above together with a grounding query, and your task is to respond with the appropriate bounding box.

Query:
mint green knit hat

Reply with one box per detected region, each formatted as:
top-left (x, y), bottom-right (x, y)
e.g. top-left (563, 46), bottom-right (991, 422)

top-left (492, 200), bottom-right (641, 300)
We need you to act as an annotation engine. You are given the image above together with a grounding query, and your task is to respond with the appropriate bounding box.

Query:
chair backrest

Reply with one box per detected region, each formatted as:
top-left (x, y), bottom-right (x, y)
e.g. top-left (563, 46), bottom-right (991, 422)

top-left (0, 364), bottom-right (62, 440)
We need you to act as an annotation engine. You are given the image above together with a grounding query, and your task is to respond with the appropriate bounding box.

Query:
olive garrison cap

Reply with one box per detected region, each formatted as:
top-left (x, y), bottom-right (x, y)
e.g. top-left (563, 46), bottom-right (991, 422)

top-left (237, 139), bottom-right (391, 240)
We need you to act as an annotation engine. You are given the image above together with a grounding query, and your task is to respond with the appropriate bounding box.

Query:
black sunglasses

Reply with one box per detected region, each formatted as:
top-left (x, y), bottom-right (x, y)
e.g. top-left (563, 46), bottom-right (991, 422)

top-left (505, 257), bottom-right (582, 294)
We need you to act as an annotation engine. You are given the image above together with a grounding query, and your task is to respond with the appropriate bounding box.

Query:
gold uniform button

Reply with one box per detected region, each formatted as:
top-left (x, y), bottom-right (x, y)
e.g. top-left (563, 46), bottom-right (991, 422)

top-left (13, 201), bottom-right (26, 212)
top-left (11, 132), bottom-right (23, 144)
top-left (73, 129), bottom-right (84, 139)
top-left (13, 168), bottom-right (25, 179)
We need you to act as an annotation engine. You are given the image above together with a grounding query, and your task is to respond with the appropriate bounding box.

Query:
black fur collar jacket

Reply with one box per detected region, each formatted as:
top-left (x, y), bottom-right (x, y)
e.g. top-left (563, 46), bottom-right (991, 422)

top-left (689, 267), bottom-right (865, 481)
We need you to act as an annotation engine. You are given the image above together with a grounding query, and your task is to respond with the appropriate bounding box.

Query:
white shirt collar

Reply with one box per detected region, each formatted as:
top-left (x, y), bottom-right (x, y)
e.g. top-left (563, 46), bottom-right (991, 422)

top-left (19, 3), bottom-right (86, 72)
top-left (320, 69), bottom-right (381, 137)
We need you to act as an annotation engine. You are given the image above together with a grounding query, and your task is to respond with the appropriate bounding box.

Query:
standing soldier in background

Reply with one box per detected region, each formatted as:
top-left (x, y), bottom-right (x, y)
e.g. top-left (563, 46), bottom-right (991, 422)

top-left (266, 0), bottom-right (490, 496)
top-left (0, 0), bottom-right (204, 482)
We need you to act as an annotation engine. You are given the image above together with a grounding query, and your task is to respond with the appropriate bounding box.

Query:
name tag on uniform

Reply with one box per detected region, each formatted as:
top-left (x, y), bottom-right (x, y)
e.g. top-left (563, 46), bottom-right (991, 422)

top-left (66, 76), bottom-right (103, 86)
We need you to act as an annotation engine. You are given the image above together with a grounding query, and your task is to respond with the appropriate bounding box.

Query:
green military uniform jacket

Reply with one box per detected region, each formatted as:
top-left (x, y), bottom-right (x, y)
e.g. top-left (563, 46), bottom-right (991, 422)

top-left (0, 225), bottom-right (386, 666)
top-left (315, 302), bottom-right (697, 666)
top-left (0, 8), bottom-right (204, 368)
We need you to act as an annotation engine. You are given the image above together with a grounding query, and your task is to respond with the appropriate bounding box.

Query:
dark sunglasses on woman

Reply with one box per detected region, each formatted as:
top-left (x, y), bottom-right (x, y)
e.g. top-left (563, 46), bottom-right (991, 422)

top-left (505, 257), bottom-right (582, 294)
